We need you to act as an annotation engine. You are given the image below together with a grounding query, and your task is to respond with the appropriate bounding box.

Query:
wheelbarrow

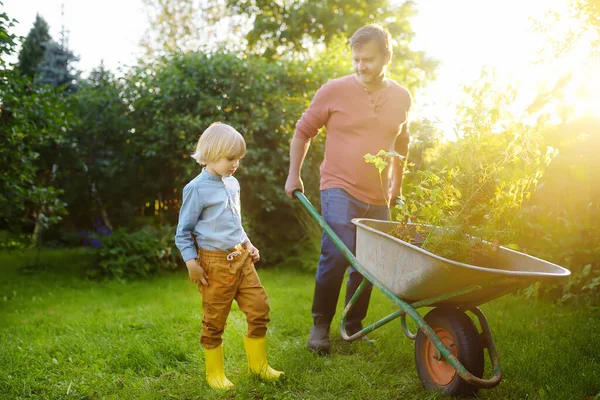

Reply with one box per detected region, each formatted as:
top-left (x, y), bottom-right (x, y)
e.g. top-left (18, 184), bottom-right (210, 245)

top-left (294, 191), bottom-right (570, 397)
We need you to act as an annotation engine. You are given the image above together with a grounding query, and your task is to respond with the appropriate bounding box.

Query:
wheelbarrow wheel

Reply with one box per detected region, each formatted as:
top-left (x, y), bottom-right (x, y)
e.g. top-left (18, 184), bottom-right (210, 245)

top-left (415, 307), bottom-right (484, 397)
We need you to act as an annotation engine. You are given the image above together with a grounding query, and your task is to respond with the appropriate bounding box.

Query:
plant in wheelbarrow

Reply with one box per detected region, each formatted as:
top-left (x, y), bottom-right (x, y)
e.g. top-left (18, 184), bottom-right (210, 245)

top-left (366, 143), bottom-right (555, 269)
top-left (366, 93), bottom-right (557, 266)
top-left (363, 99), bottom-right (559, 397)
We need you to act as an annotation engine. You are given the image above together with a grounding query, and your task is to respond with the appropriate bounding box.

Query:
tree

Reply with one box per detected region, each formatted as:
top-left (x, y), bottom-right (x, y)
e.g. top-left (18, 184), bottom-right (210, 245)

top-left (0, 7), bottom-right (72, 250)
top-left (0, 7), bottom-right (17, 67)
top-left (571, 0), bottom-right (600, 35)
top-left (128, 1), bottom-right (438, 263)
top-left (25, 32), bottom-right (79, 245)
top-left (516, 114), bottom-right (600, 304)
top-left (121, 50), bottom-right (340, 263)
top-left (534, 0), bottom-right (600, 60)
top-left (36, 39), bottom-right (80, 93)
top-left (61, 62), bottom-right (132, 231)
top-left (140, 0), bottom-right (244, 58)
top-left (1, 72), bottom-right (70, 248)
top-left (0, 71), bottom-right (72, 246)
top-left (17, 14), bottom-right (51, 78)
top-left (222, 0), bottom-right (437, 89)
top-left (226, 0), bottom-right (398, 55)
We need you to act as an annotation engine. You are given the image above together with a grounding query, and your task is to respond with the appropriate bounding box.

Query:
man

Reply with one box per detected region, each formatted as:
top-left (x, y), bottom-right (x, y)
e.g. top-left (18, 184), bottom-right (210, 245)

top-left (285, 24), bottom-right (412, 354)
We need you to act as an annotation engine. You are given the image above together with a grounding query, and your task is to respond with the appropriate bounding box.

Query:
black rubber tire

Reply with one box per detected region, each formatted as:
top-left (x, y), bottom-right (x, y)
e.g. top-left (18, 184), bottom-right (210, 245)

top-left (415, 307), bottom-right (484, 397)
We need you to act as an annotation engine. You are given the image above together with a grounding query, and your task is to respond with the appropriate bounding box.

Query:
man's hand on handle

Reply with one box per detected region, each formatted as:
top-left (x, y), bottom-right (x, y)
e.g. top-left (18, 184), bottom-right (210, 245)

top-left (285, 174), bottom-right (304, 199)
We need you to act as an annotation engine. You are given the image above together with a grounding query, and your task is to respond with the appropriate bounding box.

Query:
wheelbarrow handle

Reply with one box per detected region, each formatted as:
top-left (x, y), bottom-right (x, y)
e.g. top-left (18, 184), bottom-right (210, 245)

top-left (292, 189), bottom-right (304, 200)
top-left (293, 190), bottom-right (364, 275)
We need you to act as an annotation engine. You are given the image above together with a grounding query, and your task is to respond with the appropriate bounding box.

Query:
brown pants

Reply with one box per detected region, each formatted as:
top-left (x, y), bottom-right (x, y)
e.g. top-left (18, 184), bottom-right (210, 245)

top-left (198, 247), bottom-right (270, 349)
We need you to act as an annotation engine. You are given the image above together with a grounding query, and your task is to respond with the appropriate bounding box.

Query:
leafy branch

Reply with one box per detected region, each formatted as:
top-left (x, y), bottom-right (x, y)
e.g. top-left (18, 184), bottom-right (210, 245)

top-left (364, 150), bottom-right (405, 220)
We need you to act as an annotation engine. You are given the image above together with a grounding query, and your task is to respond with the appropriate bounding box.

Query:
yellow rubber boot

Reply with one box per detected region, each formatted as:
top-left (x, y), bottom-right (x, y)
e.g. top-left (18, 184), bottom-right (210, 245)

top-left (204, 345), bottom-right (234, 389)
top-left (243, 336), bottom-right (284, 381)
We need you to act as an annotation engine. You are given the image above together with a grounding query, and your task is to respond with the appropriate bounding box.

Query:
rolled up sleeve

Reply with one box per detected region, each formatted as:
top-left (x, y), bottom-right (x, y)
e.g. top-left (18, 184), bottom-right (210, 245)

top-left (293, 82), bottom-right (332, 143)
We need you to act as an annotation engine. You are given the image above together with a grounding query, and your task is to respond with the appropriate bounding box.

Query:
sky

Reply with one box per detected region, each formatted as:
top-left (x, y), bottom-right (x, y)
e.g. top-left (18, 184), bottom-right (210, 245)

top-left (3, 0), bottom-right (148, 73)
top-left (4, 0), bottom-right (550, 75)
top-left (3, 0), bottom-right (597, 132)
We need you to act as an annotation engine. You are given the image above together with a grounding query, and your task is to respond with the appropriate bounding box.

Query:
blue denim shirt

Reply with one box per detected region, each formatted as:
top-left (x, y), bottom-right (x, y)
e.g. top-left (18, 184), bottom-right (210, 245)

top-left (175, 168), bottom-right (249, 261)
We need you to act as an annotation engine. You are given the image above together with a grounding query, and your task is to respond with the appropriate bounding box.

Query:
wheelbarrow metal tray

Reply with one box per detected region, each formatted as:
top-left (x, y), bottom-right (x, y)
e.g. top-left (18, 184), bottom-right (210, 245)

top-left (352, 218), bottom-right (570, 307)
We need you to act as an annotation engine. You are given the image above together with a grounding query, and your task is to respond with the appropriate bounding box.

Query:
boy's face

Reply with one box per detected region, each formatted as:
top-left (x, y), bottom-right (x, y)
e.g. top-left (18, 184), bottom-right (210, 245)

top-left (206, 156), bottom-right (243, 178)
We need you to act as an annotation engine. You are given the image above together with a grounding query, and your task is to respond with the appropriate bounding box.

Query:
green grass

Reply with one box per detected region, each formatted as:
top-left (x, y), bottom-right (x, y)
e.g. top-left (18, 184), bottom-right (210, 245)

top-left (1, 248), bottom-right (599, 400)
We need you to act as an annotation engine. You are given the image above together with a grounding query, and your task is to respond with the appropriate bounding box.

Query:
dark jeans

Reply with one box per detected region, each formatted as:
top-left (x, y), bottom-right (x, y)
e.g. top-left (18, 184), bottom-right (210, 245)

top-left (312, 188), bottom-right (388, 331)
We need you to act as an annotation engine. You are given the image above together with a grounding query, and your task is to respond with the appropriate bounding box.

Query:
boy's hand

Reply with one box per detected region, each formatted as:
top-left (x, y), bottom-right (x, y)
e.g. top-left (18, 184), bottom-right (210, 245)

top-left (185, 259), bottom-right (208, 286)
top-left (244, 241), bottom-right (260, 263)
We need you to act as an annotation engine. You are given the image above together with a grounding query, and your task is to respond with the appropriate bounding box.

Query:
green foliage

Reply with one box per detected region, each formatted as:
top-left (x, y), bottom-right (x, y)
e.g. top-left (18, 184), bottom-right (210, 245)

top-left (375, 71), bottom-right (599, 303)
top-left (515, 116), bottom-right (600, 304)
top-left (140, 0), bottom-right (208, 57)
top-left (87, 225), bottom-right (180, 280)
top-left (0, 76), bottom-right (70, 238)
top-left (364, 150), bottom-right (403, 175)
top-left (0, 18), bottom-right (72, 238)
top-left (0, 6), bottom-right (18, 68)
top-left (27, 185), bottom-right (68, 235)
top-left (364, 150), bottom-right (405, 217)
top-left (122, 50), bottom-right (336, 264)
top-left (0, 230), bottom-right (29, 250)
top-left (535, 0), bottom-right (600, 59)
top-left (278, 205), bottom-right (323, 272)
top-left (561, 263), bottom-right (600, 304)
top-left (573, 0), bottom-right (600, 34)
top-left (1, 3), bottom-right (435, 267)
top-left (223, 0), bottom-right (438, 89)
top-left (377, 73), bottom-right (557, 266)
top-left (59, 63), bottom-right (131, 229)
top-left (16, 13), bottom-right (51, 78)
top-left (36, 39), bottom-right (80, 93)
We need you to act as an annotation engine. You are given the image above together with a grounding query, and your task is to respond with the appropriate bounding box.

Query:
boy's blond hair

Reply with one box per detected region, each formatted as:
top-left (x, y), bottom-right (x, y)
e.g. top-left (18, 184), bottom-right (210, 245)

top-left (191, 122), bottom-right (246, 165)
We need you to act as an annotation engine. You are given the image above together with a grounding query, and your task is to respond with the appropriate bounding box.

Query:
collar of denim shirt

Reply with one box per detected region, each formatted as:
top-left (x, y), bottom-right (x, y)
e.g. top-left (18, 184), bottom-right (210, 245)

top-left (200, 168), bottom-right (222, 181)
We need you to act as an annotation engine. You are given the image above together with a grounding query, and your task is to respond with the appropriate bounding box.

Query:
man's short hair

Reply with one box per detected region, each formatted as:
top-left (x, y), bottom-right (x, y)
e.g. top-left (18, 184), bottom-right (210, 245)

top-left (350, 24), bottom-right (393, 58)
top-left (191, 122), bottom-right (246, 165)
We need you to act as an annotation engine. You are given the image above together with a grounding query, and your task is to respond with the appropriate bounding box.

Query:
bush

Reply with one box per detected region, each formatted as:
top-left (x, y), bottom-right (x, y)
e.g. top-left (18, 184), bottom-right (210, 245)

top-left (368, 106), bottom-right (555, 267)
top-left (0, 230), bottom-right (30, 250)
top-left (87, 225), bottom-right (180, 280)
top-left (515, 117), bottom-right (600, 304)
top-left (122, 51), bottom-right (337, 266)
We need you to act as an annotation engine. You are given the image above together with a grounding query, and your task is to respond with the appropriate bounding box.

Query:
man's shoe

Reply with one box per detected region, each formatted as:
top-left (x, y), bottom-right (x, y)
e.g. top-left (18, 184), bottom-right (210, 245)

top-left (307, 324), bottom-right (330, 355)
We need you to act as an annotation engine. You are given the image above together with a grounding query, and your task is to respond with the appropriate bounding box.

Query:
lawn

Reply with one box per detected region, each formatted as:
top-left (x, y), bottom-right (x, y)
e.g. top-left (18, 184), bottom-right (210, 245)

top-left (1, 249), bottom-right (599, 400)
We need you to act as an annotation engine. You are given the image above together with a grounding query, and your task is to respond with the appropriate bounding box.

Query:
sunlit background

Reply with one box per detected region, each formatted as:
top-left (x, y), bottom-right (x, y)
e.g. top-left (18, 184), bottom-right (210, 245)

top-left (1, 3), bottom-right (599, 396)
top-left (4, 0), bottom-right (599, 134)
top-left (408, 0), bottom-right (600, 134)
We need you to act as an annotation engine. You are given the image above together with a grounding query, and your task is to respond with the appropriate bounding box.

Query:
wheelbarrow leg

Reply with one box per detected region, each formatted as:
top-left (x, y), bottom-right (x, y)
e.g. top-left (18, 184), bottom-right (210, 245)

top-left (345, 273), bottom-right (374, 339)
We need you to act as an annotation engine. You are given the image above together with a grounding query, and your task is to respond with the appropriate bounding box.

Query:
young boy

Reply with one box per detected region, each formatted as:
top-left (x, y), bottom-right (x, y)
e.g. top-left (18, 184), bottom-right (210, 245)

top-left (175, 122), bottom-right (283, 389)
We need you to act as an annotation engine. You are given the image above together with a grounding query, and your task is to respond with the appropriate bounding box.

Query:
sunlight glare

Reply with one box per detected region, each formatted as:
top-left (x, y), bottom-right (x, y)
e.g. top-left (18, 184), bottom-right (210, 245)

top-left (410, 0), bottom-right (600, 137)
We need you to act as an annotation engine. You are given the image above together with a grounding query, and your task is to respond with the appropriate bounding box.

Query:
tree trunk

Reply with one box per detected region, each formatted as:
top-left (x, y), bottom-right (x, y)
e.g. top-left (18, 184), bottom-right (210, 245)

top-left (79, 157), bottom-right (113, 232)
top-left (91, 181), bottom-right (113, 231)
top-left (31, 209), bottom-right (44, 247)
top-left (30, 163), bottom-right (58, 248)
